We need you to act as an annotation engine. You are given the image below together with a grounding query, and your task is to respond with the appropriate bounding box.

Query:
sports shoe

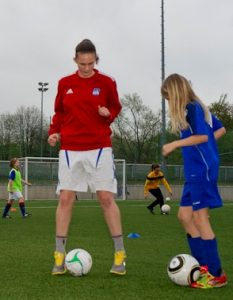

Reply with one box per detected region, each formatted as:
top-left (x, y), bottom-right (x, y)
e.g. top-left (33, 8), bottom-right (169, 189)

top-left (147, 207), bottom-right (154, 214)
top-left (110, 250), bottom-right (126, 275)
top-left (199, 265), bottom-right (208, 275)
top-left (191, 266), bottom-right (227, 288)
top-left (2, 215), bottom-right (12, 219)
top-left (23, 213), bottom-right (32, 218)
top-left (52, 251), bottom-right (67, 275)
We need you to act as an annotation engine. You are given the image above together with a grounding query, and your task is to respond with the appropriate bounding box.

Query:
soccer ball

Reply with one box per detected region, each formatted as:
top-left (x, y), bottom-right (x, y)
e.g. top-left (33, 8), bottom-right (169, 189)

top-left (161, 204), bottom-right (171, 214)
top-left (167, 254), bottom-right (200, 286)
top-left (65, 248), bottom-right (92, 277)
top-left (165, 197), bottom-right (171, 201)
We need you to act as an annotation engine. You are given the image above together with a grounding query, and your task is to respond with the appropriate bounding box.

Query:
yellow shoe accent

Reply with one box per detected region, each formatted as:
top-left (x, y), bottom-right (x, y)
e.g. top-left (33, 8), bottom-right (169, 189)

top-left (110, 250), bottom-right (126, 275)
top-left (52, 251), bottom-right (67, 275)
top-left (114, 250), bottom-right (126, 265)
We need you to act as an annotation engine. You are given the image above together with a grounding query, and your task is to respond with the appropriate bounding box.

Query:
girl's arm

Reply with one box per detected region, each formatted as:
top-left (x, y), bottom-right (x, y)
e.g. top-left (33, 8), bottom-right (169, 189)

top-left (214, 127), bottom-right (226, 140)
top-left (211, 114), bottom-right (226, 140)
top-left (8, 179), bottom-right (14, 192)
top-left (21, 179), bottom-right (32, 186)
top-left (162, 135), bottom-right (208, 157)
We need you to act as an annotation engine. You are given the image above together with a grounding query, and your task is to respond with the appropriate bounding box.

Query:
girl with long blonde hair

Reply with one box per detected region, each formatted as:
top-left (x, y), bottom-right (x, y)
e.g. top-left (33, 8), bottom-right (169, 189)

top-left (161, 73), bottom-right (227, 288)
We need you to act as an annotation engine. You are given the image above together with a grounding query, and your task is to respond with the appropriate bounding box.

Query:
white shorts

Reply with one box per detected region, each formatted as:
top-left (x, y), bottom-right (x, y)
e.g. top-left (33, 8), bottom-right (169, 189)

top-left (9, 191), bottom-right (23, 200)
top-left (56, 147), bottom-right (117, 194)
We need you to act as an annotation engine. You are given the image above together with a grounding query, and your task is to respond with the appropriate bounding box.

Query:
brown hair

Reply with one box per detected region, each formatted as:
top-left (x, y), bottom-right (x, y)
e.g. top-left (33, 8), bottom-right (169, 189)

top-left (9, 157), bottom-right (18, 168)
top-left (75, 39), bottom-right (99, 63)
top-left (151, 164), bottom-right (160, 171)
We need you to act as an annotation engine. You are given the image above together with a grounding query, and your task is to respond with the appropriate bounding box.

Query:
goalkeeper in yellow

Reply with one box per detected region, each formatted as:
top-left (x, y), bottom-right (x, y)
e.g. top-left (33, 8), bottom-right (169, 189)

top-left (144, 164), bottom-right (172, 214)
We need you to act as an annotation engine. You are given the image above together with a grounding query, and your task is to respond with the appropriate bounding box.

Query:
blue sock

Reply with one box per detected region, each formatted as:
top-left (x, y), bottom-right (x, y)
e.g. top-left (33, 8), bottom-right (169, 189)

top-left (202, 238), bottom-right (222, 277)
top-left (187, 234), bottom-right (205, 265)
top-left (3, 203), bottom-right (11, 217)
top-left (19, 202), bottom-right (26, 216)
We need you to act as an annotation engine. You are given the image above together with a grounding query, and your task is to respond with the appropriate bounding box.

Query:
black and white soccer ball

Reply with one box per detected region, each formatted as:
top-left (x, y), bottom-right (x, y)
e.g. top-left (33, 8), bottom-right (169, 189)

top-left (167, 254), bottom-right (200, 286)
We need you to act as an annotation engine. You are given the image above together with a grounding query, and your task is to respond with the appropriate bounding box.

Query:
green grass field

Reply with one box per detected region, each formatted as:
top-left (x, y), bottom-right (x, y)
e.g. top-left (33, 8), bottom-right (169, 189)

top-left (0, 199), bottom-right (232, 300)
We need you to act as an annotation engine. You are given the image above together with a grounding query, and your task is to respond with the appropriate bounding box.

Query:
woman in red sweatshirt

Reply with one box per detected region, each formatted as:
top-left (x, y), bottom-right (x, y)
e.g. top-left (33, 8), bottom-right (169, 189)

top-left (48, 39), bottom-right (126, 276)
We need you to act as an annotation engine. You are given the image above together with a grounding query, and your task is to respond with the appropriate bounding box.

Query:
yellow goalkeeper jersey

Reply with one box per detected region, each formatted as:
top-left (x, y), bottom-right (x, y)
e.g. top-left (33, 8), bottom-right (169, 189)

top-left (144, 170), bottom-right (172, 196)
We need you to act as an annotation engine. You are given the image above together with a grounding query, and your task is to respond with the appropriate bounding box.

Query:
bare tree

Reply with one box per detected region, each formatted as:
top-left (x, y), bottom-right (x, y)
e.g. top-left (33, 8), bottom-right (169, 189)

top-left (112, 93), bottom-right (161, 162)
top-left (0, 106), bottom-right (51, 159)
top-left (14, 106), bottom-right (41, 156)
top-left (0, 113), bottom-right (16, 159)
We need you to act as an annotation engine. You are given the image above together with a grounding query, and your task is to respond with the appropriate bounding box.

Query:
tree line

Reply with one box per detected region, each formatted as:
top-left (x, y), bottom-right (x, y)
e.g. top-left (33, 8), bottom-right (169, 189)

top-left (0, 94), bottom-right (232, 164)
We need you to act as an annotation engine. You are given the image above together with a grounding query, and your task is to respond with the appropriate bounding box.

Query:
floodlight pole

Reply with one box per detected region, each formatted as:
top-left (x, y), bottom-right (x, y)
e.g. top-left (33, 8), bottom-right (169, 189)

top-left (161, 0), bottom-right (166, 173)
top-left (38, 82), bottom-right (49, 157)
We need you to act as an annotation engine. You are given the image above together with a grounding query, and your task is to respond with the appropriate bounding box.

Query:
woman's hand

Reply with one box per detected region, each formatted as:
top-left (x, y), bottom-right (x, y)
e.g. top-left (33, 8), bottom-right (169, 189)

top-left (48, 133), bottom-right (60, 147)
top-left (98, 105), bottom-right (111, 118)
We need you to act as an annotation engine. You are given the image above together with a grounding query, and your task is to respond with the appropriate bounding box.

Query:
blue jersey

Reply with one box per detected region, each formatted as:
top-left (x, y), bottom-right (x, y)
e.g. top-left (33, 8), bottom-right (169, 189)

top-left (181, 101), bottom-right (223, 183)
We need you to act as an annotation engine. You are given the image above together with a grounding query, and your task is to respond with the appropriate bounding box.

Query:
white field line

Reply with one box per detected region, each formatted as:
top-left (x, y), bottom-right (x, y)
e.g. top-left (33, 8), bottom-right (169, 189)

top-left (14, 201), bottom-right (233, 209)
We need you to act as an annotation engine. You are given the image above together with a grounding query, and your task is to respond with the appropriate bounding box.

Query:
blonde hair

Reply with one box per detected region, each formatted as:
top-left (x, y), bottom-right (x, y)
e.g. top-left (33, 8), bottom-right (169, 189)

top-left (161, 73), bottom-right (210, 133)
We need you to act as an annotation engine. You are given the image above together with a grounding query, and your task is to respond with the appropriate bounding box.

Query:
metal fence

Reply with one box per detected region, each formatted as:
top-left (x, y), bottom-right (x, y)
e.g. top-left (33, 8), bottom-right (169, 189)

top-left (126, 164), bottom-right (233, 184)
top-left (1, 161), bottom-right (233, 185)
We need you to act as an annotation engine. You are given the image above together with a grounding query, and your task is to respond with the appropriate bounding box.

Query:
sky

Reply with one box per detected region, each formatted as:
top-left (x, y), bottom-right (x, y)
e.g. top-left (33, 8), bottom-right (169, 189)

top-left (1, 0), bottom-right (233, 119)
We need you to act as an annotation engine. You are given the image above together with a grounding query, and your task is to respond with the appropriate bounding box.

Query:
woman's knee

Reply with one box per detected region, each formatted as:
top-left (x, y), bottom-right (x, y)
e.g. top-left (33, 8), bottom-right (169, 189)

top-left (59, 192), bottom-right (75, 209)
top-left (98, 192), bottom-right (114, 209)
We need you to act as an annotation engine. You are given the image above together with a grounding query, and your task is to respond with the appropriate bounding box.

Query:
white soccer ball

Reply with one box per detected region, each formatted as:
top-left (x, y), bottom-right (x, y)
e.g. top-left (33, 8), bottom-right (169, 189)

top-left (65, 248), bottom-right (92, 277)
top-left (161, 204), bottom-right (171, 214)
top-left (167, 254), bottom-right (200, 286)
top-left (165, 197), bottom-right (171, 201)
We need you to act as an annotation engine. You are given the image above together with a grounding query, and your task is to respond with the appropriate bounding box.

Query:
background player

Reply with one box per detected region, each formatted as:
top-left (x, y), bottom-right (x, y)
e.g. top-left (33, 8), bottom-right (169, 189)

top-left (2, 158), bottom-right (32, 218)
top-left (144, 163), bottom-right (172, 214)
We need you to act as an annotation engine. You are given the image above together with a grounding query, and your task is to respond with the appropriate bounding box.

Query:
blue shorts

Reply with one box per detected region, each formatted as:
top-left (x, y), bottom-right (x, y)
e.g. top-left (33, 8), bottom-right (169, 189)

top-left (180, 181), bottom-right (222, 211)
